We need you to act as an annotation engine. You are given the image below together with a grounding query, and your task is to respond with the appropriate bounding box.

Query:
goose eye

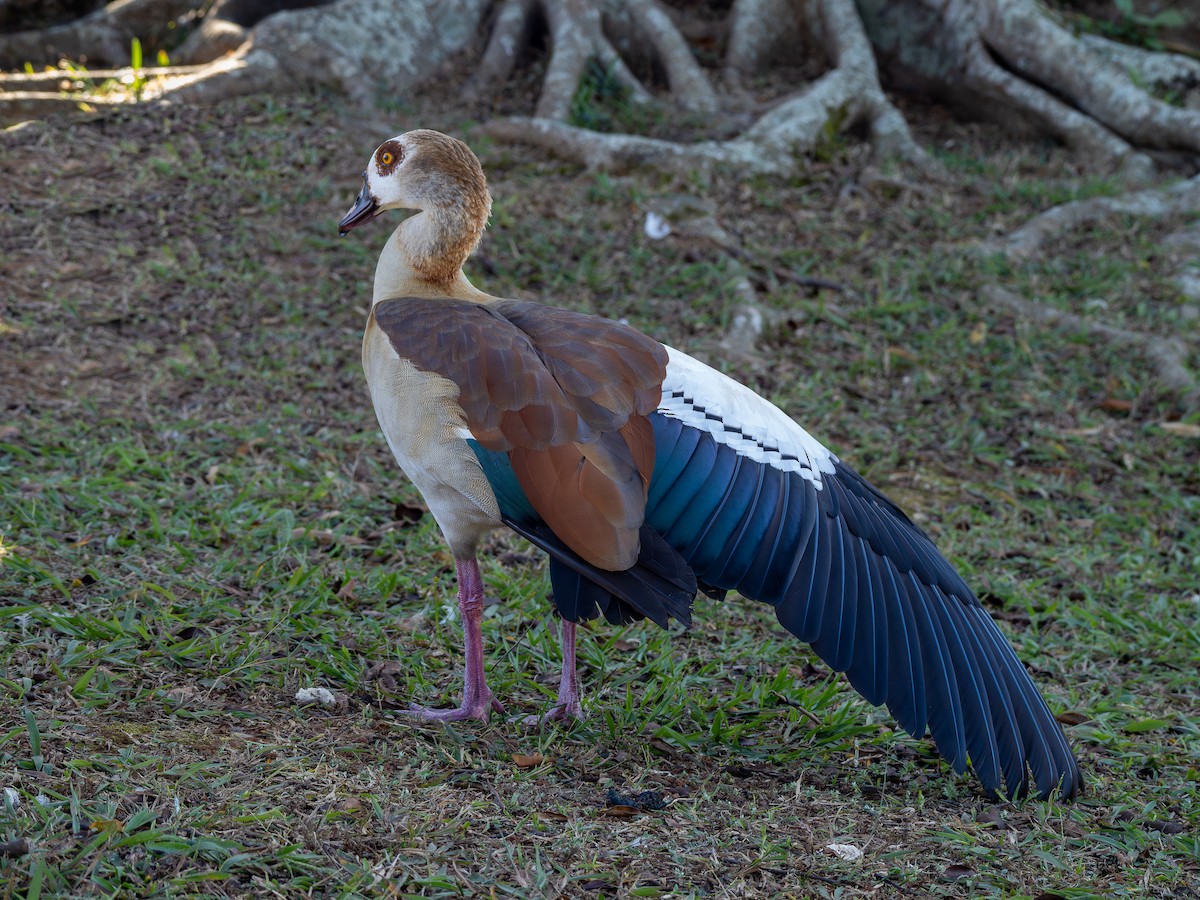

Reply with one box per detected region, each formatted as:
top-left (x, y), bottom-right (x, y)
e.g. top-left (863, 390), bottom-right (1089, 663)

top-left (375, 142), bottom-right (403, 175)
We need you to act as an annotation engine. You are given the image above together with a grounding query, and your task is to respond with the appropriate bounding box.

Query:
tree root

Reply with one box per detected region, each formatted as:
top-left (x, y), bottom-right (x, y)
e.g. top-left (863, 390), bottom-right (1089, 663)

top-left (981, 2), bottom-right (1200, 161)
top-left (959, 38), bottom-right (1154, 180)
top-left (1077, 33), bottom-right (1200, 94)
top-left (984, 286), bottom-right (1199, 413)
top-left (725, 0), bottom-right (803, 88)
top-left (981, 175), bottom-right (1200, 412)
top-left (1, 0), bottom-right (490, 119)
top-left (4, 0), bottom-right (1197, 180)
top-left (861, 0), bottom-right (1200, 177)
top-left (467, 0), bottom-right (648, 120)
top-left (989, 175), bottom-right (1200, 261)
top-left (0, 0), bottom-right (199, 70)
top-left (484, 0), bottom-right (929, 174)
top-left (614, 0), bottom-right (718, 113)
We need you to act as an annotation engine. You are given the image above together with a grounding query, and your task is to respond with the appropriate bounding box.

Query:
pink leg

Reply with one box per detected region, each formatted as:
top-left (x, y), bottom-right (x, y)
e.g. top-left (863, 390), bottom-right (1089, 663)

top-left (522, 618), bottom-right (585, 726)
top-left (398, 558), bottom-right (504, 722)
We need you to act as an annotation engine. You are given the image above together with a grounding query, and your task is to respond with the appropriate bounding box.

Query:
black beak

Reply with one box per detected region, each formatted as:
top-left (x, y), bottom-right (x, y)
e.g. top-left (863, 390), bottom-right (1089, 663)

top-left (338, 174), bottom-right (380, 235)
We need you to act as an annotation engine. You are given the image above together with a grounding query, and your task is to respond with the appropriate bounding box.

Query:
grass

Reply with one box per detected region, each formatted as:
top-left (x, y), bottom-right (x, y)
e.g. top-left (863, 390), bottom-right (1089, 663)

top-left (0, 95), bottom-right (1198, 897)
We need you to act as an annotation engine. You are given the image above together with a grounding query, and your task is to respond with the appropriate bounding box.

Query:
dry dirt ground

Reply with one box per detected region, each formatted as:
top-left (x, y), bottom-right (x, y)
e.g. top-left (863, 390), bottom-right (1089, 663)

top-left (1, 79), bottom-right (1199, 898)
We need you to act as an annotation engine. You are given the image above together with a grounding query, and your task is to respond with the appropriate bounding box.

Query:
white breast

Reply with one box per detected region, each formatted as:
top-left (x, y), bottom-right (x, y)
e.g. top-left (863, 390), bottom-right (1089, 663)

top-left (362, 325), bottom-right (501, 557)
top-left (657, 346), bottom-right (837, 486)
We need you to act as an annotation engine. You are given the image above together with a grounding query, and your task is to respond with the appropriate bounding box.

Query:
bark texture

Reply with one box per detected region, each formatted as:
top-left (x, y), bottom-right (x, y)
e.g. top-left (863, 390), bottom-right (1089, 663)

top-left (860, 0), bottom-right (1200, 177)
top-left (981, 176), bottom-right (1200, 413)
top-left (2, 0), bottom-right (1198, 177)
top-left (1, 0), bottom-right (489, 114)
top-left (483, 0), bottom-right (930, 176)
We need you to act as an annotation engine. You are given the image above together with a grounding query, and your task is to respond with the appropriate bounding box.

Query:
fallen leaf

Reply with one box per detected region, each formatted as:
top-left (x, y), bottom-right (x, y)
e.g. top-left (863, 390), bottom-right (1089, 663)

top-left (581, 879), bottom-right (615, 892)
top-left (204, 464), bottom-right (220, 485)
top-left (601, 805), bottom-right (640, 818)
top-left (612, 638), bottom-right (639, 651)
top-left (0, 837), bottom-right (29, 858)
top-left (395, 612), bottom-right (427, 634)
top-left (647, 738), bottom-right (677, 756)
top-left (968, 321), bottom-right (988, 344)
top-left (1055, 711), bottom-right (1091, 726)
top-left (825, 842), bottom-right (863, 862)
top-left (1099, 397), bottom-right (1132, 413)
top-left (942, 864), bottom-right (974, 881)
top-left (976, 806), bottom-right (1005, 829)
top-left (607, 788), bottom-right (666, 811)
top-left (1146, 820), bottom-right (1185, 834)
top-left (537, 810), bottom-right (568, 822)
top-left (236, 437), bottom-right (265, 456)
top-left (0, 425), bottom-right (19, 441)
top-left (335, 578), bottom-right (356, 601)
top-left (90, 819), bottom-right (124, 834)
top-left (394, 501), bottom-right (425, 523)
top-left (511, 753), bottom-right (546, 768)
top-left (365, 660), bottom-right (404, 692)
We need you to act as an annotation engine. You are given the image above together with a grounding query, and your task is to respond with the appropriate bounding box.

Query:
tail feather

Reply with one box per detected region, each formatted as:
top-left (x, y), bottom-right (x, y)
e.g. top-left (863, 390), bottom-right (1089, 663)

top-left (507, 515), bottom-right (695, 628)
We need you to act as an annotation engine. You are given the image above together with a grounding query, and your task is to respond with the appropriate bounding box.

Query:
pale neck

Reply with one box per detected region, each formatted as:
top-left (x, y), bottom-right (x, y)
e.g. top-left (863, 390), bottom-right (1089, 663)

top-left (371, 210), bottom-right (492, 304)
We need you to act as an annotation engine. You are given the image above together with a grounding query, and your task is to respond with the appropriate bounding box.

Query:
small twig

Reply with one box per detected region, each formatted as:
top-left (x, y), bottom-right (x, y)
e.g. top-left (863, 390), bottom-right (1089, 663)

top-left (770, 691), bottom-right (823, 726)
top-left (723, 243), bottom-right (847, 294)
top-left (797, 868), bottom-right (844, 887)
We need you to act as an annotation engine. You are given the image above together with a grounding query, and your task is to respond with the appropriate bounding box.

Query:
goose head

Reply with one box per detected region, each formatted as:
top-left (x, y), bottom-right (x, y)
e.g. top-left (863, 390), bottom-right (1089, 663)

top-left (339, 129), bottom-right (492, 286)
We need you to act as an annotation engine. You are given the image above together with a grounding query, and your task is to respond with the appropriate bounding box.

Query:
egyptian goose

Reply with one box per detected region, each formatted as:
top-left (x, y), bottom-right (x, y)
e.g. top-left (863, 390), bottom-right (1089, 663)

top-left (338, 129), bottom-right (1082, 801)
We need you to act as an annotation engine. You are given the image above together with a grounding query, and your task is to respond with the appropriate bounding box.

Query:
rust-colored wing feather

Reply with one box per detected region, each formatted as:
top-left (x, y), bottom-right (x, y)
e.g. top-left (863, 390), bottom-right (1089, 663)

top-left (371, 297), bottom-right (667, 571)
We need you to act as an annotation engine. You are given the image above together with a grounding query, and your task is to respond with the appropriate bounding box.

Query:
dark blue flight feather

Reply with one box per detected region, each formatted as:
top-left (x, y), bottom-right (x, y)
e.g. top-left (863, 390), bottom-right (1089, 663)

top-left (472, 400), bottom-right (1080, 800)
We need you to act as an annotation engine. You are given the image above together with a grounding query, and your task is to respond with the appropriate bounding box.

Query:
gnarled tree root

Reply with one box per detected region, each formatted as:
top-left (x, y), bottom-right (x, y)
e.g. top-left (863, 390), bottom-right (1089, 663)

top-left (478, 0), bottom-right (929, 174)
top-left (980, 175), bottom-right (1200, 412)
top-left (984, 286), bottom-right (1199, 413)
top-left (0, 0), bottom-right (199, 70)
top-left (466, 0), bottom-right (649, 119)
top-left (861, 0), bottom-right (1200, 178)
top-left (990, 175), bottom-right (1200, 261)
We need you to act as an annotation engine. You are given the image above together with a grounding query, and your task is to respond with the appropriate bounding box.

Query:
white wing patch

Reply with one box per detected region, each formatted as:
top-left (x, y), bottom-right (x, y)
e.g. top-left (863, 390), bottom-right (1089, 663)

top-left (658, 346), bottom-right (838, 487)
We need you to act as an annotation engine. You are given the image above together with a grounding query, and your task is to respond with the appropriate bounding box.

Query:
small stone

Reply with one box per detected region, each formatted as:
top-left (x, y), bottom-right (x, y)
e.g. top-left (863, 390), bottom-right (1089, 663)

top-left (295, 687), bottom-right (338, 707)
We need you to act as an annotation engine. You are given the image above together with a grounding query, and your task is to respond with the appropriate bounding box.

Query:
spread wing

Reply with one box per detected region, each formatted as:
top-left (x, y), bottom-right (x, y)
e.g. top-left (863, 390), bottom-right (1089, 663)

top-left (370, 296), bottom-right (667, 572)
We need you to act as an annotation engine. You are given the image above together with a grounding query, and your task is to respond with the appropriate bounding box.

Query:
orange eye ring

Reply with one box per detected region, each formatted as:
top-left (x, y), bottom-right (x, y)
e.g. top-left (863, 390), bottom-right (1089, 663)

top-left (380, 151), bottom-right (395, 166)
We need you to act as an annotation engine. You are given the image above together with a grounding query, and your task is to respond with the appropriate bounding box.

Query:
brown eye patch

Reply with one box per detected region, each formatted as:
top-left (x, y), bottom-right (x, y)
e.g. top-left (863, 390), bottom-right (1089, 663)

top-left (375, 140), bottom-right (403, 175)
